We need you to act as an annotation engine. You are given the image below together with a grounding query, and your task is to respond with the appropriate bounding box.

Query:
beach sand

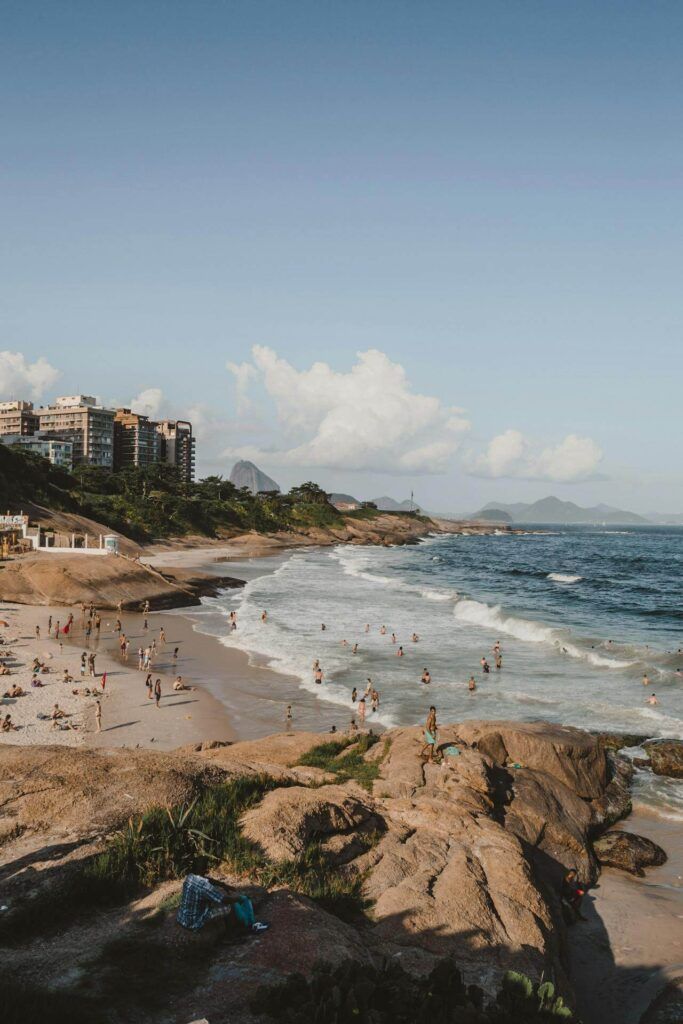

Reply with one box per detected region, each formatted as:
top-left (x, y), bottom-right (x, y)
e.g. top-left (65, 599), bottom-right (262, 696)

top-left (0, 601), bottom-right (235, 750)
top-left (568, 808), bottom-right (683, 1024)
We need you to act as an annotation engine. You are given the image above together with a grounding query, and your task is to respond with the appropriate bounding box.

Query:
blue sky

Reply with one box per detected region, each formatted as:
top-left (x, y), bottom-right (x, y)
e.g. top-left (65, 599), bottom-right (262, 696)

top-left (2, 1), bottom-right (681, 512)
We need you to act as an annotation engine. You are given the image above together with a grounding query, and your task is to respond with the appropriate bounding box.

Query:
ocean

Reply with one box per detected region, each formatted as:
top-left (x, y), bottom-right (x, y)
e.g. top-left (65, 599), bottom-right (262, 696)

top-left (190, 525), bottom-right (683, 820)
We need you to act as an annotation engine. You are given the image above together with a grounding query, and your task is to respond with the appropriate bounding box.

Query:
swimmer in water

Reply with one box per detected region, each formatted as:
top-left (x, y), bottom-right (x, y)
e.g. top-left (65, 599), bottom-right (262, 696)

top-left (397, 645), bottom-right (404, 657)
top-left (642, 673), bottom-right (650, 687)
top-left (495, 653), bottom-right (502, 670)
top-left (352, 643), bottom-right (358, 654)
top-left (421, 668), bottom-right (431, 684)
top-left (468, 676), bottom-right (477, 693)
top-left (646, 693), bottom-right (658, 705)
top-left (314, 667), bottom-right (324, 685)
top-left (481, 657), bottom-right (490, 674)
top-left (351, 687), bottom-right (357, 703)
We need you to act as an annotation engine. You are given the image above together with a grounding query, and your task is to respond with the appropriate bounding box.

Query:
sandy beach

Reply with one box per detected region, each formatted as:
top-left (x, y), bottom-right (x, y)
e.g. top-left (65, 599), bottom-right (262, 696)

top-left (0, 600), bottom-right (235, 750)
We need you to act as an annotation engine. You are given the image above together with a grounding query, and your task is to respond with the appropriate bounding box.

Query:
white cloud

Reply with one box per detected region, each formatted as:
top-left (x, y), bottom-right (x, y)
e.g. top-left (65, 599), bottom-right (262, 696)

top-left (223, 347), bottom-right (470, 474)
top-left (130, 387), bottom-right (164, 418)
top-left (469, 429), bottom-right (603, 482)
top-left (226, 360), bottom-right (257, 416)
top-left (0, 350), bottom-right (60, 401)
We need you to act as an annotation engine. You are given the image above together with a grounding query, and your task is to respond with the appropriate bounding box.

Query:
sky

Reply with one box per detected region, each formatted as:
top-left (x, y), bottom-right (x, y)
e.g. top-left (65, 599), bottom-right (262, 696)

top-left (1, 1), bottom-right (682, 513)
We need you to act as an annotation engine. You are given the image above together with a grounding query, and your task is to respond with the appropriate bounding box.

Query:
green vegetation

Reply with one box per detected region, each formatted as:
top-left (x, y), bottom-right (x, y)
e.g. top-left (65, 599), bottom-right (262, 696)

top-left (252, 960), bottom-right (577, 1023)
top-left (1, 774), bottom-right (369, 946)
top-left (0, 443), bottom-right (350, 540)
top-left (296, 733), bottom-right (381, 791)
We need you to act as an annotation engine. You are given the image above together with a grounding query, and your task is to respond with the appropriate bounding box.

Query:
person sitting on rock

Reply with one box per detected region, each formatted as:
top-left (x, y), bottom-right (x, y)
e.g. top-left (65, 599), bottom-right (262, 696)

top-left (561, 869), bottom-right (586, 921)
top-left (176, 874), bottom-right (268, 934)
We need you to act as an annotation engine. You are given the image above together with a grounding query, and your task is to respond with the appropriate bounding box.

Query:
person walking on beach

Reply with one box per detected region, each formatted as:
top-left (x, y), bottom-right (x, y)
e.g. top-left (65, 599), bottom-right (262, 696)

top-left (173, 647), bottom-right (179, 661)
top-left (159, 626), bottom-right (166, 643)
top-left (154, 678), bottom-right (162, 708)
top-left (88, 653), bottom-right (96, 677)
top-left (143, 617), bottom-right (149, 631)
top-left (35, 625), bottom-right (40, 640)
top-left (138, 647), bottom-right (144, 670)
top-left (48, 615), bottom-right (52, 633)
top-left (285, 703), bottom-right (292, 726)
top-left (422, 706), bottom-right (438, 763)
top-left (95, 700), bottom-right (102, 733)
top-left (146, 674), bottom-right (153, 699)
top-left (80, 652), bottom-right (87, 677)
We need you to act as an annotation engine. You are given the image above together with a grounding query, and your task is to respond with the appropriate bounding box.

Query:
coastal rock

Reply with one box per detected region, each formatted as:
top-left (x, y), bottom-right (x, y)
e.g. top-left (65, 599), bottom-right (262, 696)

top-left (456, 721), bottom-right (607, 798)
top-left (590, 752), bottom-right (633, 829)
top-left (0, 720), bottom-right (618, 1016)
top-left (642, 740), bottom-right (683, 779)
top-left (240, 784), bottom-right (381, 862)
top-left (593, 830), bottom-right (667, 876)
top-left (504, 766), bottom-right (596, 881)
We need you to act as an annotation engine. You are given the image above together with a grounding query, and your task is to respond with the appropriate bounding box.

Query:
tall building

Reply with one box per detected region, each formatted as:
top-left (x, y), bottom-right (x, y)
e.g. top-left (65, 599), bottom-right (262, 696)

top-left (36, 396), bottom-right (115, 469)
top-left (156, 419), bottom-right (195, 482)
top-left (113, 409), bottom-right (162, 470)
top-left (0, 400), bottom-right (40, 437)
top-left (0, 432), bottom-right (73, 470)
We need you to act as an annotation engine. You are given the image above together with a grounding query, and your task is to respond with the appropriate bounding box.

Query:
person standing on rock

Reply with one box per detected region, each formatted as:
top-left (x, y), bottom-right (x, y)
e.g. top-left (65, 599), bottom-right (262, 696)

top-left (422, 706), bottom-right (438, 762)
top-left (561, 870), bottom-right (586, 921)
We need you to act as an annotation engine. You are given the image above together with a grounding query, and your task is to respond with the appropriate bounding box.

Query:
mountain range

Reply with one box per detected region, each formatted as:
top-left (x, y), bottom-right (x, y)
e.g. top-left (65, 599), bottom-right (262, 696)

top-left (472, 496), bottom-right (649, 525)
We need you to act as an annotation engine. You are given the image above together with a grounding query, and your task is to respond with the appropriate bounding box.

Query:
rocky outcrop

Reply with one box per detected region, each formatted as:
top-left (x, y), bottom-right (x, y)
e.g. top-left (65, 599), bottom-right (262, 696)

top-left (642, 739), bottom-right (683, 779)
top-left (0, 553), bottom-right (243, 609)
top-left (593, 830), bottom-right (667, 876)
top-left (0, 719), bottom-right (661, 1021)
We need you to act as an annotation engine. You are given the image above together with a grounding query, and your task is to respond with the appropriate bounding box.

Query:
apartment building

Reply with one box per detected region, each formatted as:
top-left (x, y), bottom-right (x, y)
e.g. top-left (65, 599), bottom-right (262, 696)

top-left (0, 400), bottom-right (40, 437)
top-left (0, 432), bottom-right (74, 470)
top-left (113, 409), bottom-right (162, 470)
top-left (156, 419), bottom-right (196, 483)
top-left (36, 396), bottom-right (115, 469)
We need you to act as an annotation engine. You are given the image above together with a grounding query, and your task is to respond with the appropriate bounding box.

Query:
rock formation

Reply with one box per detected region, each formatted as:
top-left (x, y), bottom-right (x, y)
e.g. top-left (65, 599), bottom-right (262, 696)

top-left (0, 720), bottom-right (665, 1023)
top-left (593, 830), bottom-right (667, 876)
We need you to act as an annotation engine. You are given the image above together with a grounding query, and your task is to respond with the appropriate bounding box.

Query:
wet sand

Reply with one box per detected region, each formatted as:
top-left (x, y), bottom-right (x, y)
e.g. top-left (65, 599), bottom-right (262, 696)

top-left (568, 807), bottom-right (683, 1024)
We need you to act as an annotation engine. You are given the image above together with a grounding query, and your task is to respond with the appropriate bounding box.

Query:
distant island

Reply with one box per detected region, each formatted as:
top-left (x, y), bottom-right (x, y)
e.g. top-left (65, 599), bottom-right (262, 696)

top-left (471, 496), bottom-right (649, 525)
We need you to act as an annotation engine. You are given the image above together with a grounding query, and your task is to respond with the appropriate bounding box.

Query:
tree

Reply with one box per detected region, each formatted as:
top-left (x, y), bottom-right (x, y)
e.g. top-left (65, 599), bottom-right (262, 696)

top-left (288, 482), bottom-right (331, 505)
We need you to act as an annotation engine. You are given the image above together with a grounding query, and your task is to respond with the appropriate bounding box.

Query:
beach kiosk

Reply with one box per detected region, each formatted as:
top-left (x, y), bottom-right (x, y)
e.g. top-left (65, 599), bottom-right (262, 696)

top-left (103, 534), bottom-right (120, 555)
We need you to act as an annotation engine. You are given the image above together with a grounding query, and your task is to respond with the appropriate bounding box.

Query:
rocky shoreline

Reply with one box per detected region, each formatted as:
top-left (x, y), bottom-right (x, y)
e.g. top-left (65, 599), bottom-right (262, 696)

top-left (1, 720), bottom-right (677, 1023)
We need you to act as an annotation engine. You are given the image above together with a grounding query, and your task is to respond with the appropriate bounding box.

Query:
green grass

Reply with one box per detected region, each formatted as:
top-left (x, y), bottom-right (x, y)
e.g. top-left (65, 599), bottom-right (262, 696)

top-left (297, 733), bottom-right (381, 791)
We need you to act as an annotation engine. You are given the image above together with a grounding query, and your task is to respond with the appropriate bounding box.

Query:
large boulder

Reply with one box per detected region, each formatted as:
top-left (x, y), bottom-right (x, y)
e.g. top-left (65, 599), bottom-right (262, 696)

top-left (642, 740), bottom-right (683, 779)
top-left (456, 721), bottom-right (608, 798)
top-left (593, 830), bottom-right (667, 876)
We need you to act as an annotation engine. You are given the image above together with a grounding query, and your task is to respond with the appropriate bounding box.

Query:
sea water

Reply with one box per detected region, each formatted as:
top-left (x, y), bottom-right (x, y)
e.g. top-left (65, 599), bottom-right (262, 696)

top-left (192, 526), bottom-right (683, 819)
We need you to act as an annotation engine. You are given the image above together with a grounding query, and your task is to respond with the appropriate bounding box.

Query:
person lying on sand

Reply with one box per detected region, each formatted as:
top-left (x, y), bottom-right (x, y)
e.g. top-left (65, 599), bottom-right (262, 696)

top-left (3, 684), bottom-right (25, 698)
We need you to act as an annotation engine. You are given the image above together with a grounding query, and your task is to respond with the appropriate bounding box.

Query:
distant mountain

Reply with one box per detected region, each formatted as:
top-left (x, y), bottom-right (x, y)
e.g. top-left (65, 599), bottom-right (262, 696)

top-left (372, 496), bottom-right (419, 512)
top-left (229, 460), bottom-right (280, 495)
top-left (329, 492), bottom-right (360, 505)
top-left (472, 508), bottom-right (513, 523)
top-left (473, 496), bottom-right (649, 525)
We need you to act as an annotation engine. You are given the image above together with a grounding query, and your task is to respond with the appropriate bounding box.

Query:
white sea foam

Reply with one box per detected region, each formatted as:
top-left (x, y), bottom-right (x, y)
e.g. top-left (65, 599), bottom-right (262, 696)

top-left (452, 598), bottom-right (634, 668)
top-left (547, 572), bottom-right (583, 583)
